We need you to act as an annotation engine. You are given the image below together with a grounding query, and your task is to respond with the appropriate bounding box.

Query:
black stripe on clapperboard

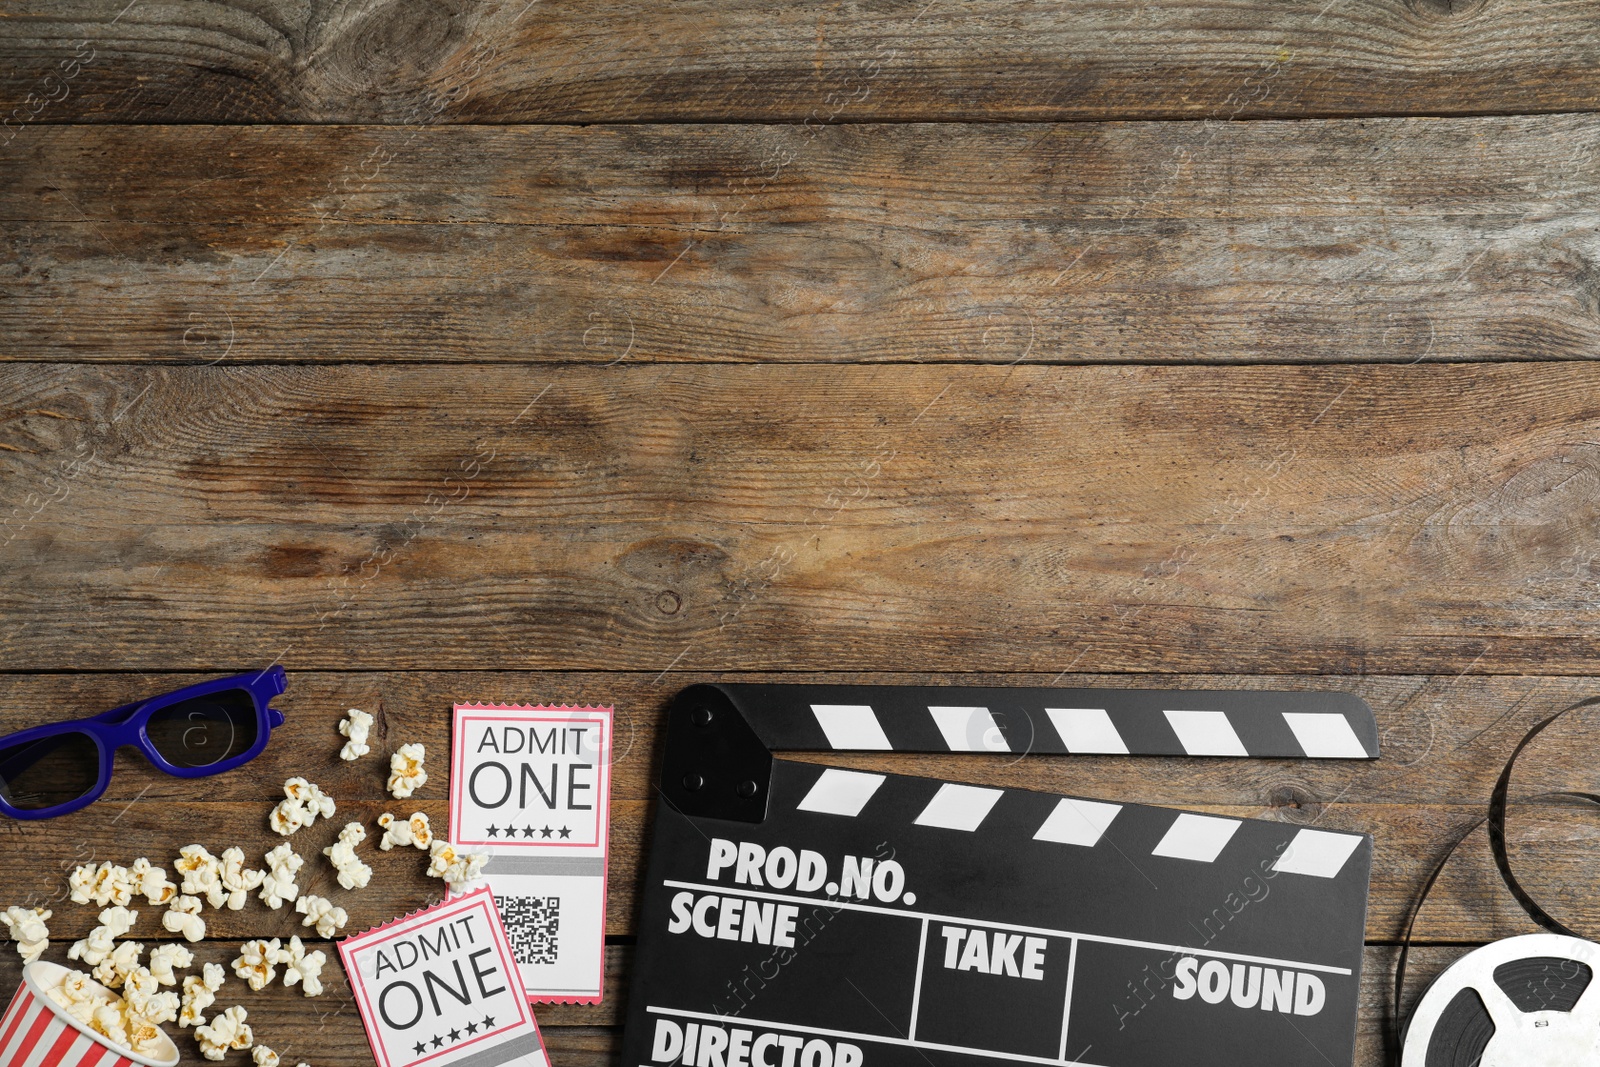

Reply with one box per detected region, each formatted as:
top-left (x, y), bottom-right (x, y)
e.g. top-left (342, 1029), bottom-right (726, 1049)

top-left (711, 684), bottom-right (1379, 759)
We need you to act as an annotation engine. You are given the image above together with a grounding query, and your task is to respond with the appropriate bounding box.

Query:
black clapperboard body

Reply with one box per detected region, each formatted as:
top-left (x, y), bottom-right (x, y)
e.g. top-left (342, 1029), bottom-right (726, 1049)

top-left (623, 684), bottom-right (1377, 1067)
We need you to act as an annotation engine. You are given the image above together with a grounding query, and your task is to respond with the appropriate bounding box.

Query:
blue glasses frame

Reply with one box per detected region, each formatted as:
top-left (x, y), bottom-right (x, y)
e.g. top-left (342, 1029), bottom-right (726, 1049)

top-left (0, 667), bottom-right (287, 820)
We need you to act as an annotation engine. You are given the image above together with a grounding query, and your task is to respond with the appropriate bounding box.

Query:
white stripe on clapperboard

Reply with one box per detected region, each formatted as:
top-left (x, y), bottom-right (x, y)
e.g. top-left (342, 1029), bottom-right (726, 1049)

top-left (1162, 710), bottom-right (1251, 757)
top-left (796, 769), bottom-right (1365, 879)
top-left (810, 703), bottom-right (1368, 758)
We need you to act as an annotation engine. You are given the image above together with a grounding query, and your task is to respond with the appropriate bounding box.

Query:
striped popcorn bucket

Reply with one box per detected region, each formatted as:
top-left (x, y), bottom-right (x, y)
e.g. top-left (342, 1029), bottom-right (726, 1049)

top-left (0, 961), bottom-right (177, 1067)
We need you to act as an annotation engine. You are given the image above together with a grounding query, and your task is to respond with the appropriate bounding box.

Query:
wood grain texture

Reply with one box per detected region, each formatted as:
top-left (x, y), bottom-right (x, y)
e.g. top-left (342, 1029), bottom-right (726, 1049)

top-left (7, 118), bottom-right (1600, 364)
top-left (8, 4), bottom-right (1600, 1063)
top-left (3, 1), bottom-right (1600, 126)
top-left (6, 362), bottom-right (1600, 674)
top-left (3, 670), bottom-right (1600, 946)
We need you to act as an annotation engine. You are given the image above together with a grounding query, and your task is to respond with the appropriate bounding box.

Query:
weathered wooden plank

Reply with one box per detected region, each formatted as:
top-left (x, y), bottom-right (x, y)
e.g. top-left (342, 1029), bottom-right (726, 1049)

top-left (15, 119), bottom-right (1600, 228)
top-left (0, 940), bottom-right (1492, 1067)
top-left (2, 1), bottom-right (1600, 126)
top-left (3, 671), bottom-right (1600, 943)
top-left (6, 362), bottom-right (1600, 674)
top-left (6, 118), bottom-right (1600, 364)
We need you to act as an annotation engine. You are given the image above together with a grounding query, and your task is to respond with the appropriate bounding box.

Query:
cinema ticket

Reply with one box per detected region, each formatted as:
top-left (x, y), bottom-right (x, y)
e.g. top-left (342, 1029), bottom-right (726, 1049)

top-left (450, 702), bottom-right (614, 1004)
top-left (340, 887), bottom-right (548, 1067)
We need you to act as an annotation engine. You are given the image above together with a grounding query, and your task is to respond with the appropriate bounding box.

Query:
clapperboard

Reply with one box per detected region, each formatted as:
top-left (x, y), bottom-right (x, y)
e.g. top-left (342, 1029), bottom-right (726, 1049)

top-left (622, 683), bottom-right (1377, 1067)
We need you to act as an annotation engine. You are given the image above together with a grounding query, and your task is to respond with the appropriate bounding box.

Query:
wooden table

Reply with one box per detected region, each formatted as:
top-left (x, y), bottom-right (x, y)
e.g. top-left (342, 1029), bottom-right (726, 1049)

top-left (5, 2), bottom-right (1600, 1064)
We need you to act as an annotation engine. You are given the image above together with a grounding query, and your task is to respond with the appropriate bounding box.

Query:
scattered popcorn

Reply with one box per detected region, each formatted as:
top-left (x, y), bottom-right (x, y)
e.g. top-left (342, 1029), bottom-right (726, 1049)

top-left (287, 776), bottom-right (336, 813)
top-left (144, 996), bottom-right (181, 1027)
top-left (122, 966), bottom-right (180, 1025)
top-left (148, 943), bottom-right (193, 985)
top-left (294, 894), bottom-right (347, 938)
top-left (217, 847), bottom-right (266, 910)
top-left (259, 843), bottom-right (304, 909)
top-left (100, 863), bottom-right (136, 908)
top-left (68, 862), bottom-right (134, 908)
top-left (175, 845), bottom-right (223, 905)
top-left (120, 966), bottom-right (156, 1005)
top-left (195, 1004), bottom-right (252, 1061)
top-left (323, 821), bottom-right (372, 890)
top-left (91, 939), bottom-right (143, 988)
top-left (425, 840), bottom-right (488, 893)
top-left (67, 864), bottom-right (96, 906)
top-left (233, 937), bottom-right (280, 991)
top-left (377, 811), bottom-right (433, 851)
top-left (129, 858), bottom-right (177, 906)
top-left (275, 935), bottom-right (327, 998)
top-left (387, 742), bottom-right (427, 799)
top-left (269, 777), bottom-right (336, 836)
top-left (68, 905), bottom-right (137, 966)
top-left (162, 895), bottom-right (206, 942)
top-left (0, 905), bottom-right (50, 963)
top-left (45, 965), bottom-right (174, 1056)
top-left (179, 962), bottom-right (225, 1028)
top-left (338, 708), bottom-right (374, 760)
top-left (254, 1046), bottom-right (281, 1067)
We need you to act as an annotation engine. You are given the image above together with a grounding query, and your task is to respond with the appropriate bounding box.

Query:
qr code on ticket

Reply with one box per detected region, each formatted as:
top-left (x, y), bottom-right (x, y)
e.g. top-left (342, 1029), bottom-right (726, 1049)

top-left (498, 895), bottom-right (561, 966)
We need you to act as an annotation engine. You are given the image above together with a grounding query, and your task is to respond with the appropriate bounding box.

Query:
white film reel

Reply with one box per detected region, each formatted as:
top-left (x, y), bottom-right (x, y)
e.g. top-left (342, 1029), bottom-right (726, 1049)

top-left (1402, 933), bottom-right (1600, 1067)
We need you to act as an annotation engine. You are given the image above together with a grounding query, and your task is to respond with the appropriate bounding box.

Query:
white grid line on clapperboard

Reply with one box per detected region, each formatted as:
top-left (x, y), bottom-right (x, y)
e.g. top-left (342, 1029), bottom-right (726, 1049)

top-left (906, 916), bottom-right (929, 1039)
top-left (660, 879), bottom-right (1354, 976)
top-left (1056, 938), bottom-right (1079, 1063)
top-left (901, 912), bottom-right (1078, 1055)
top-left (650, 1005), bottom-right (1097, 1067)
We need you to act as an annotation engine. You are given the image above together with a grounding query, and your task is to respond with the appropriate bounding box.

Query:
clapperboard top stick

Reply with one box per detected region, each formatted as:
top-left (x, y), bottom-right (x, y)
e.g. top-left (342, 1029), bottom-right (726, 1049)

top-left (629, 682), bottom-right (1376, 1067)
top-left (660, 682), bottom-right (1378, 823)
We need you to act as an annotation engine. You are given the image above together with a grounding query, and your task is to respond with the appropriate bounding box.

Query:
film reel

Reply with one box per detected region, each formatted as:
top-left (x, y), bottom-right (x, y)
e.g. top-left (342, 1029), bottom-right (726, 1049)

top-left (1401, 933), bottom-right (1600, 1066)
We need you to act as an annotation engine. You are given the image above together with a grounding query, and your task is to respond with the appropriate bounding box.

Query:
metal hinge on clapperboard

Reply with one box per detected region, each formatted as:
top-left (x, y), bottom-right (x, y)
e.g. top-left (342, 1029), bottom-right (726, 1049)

top-left (621, 684), bottom-right (1378, 1067)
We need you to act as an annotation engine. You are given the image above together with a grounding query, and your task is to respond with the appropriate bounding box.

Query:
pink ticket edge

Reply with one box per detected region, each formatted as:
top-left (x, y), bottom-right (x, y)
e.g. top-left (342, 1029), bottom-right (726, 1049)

top-left (450, 702), bottom-right (614, 1008)
top-left (336, 885), bottom-right (548, 1067)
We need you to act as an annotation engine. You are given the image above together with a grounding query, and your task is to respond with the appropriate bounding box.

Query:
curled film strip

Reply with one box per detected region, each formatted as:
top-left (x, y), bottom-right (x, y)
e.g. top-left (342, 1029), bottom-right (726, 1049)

top-left (1396, 696), bottom-right (1600, 1067)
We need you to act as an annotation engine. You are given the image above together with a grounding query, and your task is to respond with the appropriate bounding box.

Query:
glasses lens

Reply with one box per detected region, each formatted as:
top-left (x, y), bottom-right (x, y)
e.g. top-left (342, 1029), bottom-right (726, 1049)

top-left (0, 731), bottom-right (100, 811)
top-left (145, 688), bottom-right (259, 769)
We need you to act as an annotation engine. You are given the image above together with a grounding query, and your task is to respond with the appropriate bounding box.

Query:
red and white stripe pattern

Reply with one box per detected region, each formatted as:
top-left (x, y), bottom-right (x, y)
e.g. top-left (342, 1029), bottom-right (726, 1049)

top-left (0, 977), bottom-right (139, 1067)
